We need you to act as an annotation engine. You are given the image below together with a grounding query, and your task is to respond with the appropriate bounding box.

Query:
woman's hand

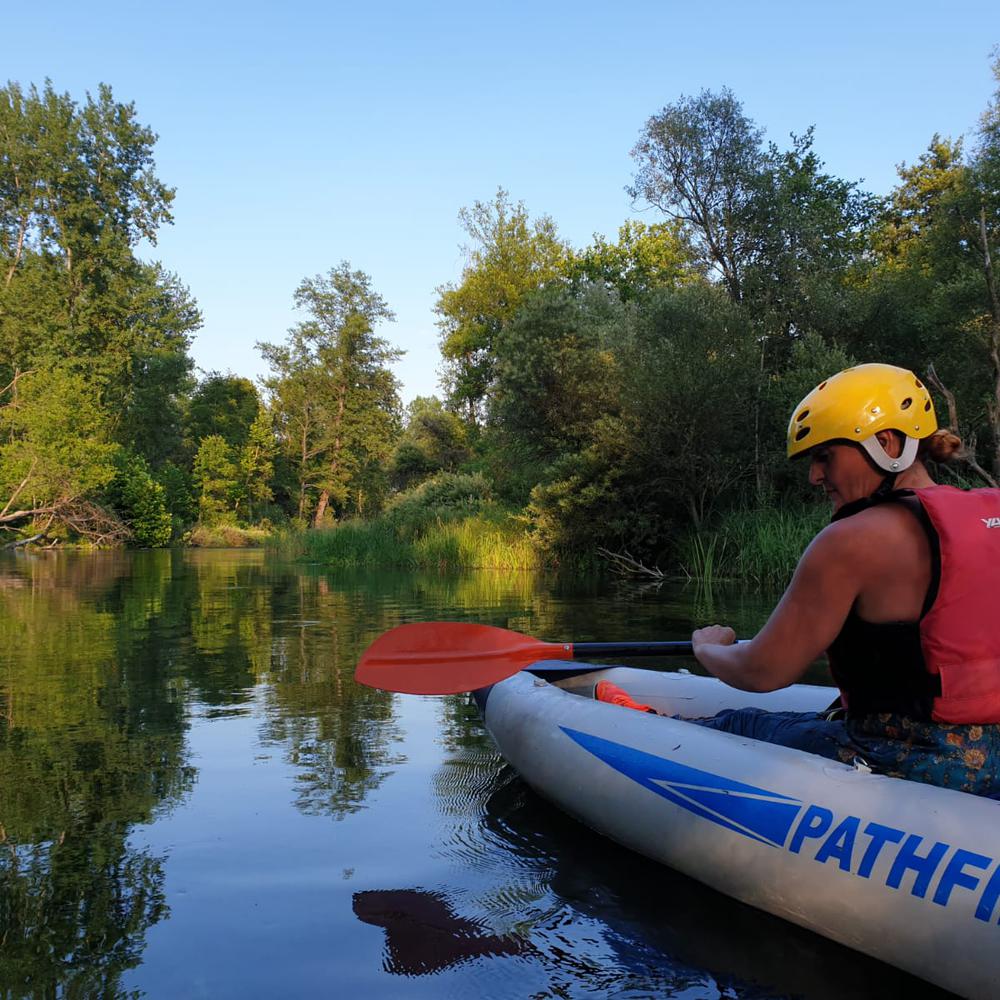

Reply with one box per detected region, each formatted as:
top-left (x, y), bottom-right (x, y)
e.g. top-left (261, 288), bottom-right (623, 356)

top-left (692, 624), bottom-right (736, 651)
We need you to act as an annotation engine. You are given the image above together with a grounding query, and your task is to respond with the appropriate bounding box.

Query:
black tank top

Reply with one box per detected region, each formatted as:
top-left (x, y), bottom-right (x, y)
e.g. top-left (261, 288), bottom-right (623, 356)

top-left (825, 490), bottom-right (942, 720)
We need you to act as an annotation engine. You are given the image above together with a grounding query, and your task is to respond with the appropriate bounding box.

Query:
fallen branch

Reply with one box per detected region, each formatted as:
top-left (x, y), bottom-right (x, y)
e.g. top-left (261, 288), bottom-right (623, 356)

top-left (2, 533), bottom-right (47, 550)
top-left (597, 547), bottom-right (665, 579)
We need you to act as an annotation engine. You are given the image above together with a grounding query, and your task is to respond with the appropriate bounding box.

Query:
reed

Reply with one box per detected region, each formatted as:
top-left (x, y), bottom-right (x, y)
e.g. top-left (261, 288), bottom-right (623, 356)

top-left (679, 503), bottom-right (827, 585)
top-left (279, 508), bottom-right (546, 570)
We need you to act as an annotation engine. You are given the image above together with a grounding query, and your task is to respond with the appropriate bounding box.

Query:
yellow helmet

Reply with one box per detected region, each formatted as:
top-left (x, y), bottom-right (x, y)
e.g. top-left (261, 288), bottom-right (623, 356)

top-left (787, 363), bottom-right (937, 472)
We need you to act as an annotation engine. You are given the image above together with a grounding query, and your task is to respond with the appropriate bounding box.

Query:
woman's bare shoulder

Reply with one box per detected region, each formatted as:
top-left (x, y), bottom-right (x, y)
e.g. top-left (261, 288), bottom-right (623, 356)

top-left (808, 504), bottom-right (922, 558)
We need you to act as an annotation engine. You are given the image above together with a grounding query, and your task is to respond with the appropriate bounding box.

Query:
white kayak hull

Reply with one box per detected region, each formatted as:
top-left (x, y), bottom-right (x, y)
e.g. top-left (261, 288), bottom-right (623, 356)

top-left (477, 665), bottom-right (1000, 998)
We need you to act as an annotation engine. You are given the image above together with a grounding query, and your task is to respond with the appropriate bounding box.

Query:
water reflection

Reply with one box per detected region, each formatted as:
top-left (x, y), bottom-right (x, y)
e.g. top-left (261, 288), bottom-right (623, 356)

top-left (0, 551), bottom-right (192, 998)
top-left (3, 550), bottom-right (852, 998)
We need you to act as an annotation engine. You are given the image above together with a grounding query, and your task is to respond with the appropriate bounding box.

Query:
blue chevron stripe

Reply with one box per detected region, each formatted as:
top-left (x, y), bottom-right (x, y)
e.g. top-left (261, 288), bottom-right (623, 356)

top-left (561, 726), bottom-right (804, 848)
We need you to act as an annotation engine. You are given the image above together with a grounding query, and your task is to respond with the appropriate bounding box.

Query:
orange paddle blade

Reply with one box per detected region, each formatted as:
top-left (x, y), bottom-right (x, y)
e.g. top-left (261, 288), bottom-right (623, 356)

top-left (354, 622), bottom-right (574, 694)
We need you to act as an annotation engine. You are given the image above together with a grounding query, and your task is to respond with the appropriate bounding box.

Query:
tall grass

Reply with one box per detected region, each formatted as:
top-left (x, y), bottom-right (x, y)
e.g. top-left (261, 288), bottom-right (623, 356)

top-left (679, 503), bottom-right (828, 586)
top-left (279, 509), bottom-right (545, 570)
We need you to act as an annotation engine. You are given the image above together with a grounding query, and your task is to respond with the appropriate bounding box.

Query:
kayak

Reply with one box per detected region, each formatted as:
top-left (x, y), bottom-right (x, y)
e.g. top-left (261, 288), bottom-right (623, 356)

top-left (473, 663), bottom-right (1000, 999)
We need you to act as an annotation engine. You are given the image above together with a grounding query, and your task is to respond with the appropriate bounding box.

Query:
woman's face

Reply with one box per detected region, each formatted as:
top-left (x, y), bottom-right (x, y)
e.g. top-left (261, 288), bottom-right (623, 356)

top-left (807, 441), bottom-right (884, 511)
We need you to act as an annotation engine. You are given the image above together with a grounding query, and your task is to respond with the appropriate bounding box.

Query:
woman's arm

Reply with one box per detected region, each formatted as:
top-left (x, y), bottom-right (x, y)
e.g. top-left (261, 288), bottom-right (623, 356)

top-left (692, 518), bottom-right (872, 691)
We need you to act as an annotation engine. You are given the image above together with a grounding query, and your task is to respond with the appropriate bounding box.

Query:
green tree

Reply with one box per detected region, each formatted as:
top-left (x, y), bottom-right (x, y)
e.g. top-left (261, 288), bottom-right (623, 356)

top-left (0, 81), bottom-right (189, 399)
top-left (629, 88), bottom-right (766, 302)
top-left (258, 263), bottom-right (402, 525)
top-left (184, 372), bottom-right (261, 456)
top-left (105, 452), bottom-right (172, 547)
top-left (235, 407), bottom-right (277, 522)
top-left (630, 90), bottom-right (874, 329)
top-left (564, 220), bottom-right (703, 300)
top-left (388, 396), bottom-right (470, 491)
top-left (488, 283), bottom-right (623, 504)
top-left (0, 79), bottom-right (198, 530)
top-left (436, 189), bottom-right (567, 423)
top-left (0, 366), bottom-right (122, 541)
top-left (192, 434), bottom-right (238, 525)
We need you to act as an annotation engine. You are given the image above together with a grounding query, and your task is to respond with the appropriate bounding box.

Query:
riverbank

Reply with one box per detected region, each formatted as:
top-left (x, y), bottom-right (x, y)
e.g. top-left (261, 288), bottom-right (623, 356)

top-left (272, 501), bottom-right (823, 583)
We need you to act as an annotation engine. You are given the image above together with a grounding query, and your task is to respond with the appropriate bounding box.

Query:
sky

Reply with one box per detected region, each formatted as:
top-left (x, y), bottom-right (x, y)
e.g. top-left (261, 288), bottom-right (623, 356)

top-left (3, 1), bottom-right (997, 403)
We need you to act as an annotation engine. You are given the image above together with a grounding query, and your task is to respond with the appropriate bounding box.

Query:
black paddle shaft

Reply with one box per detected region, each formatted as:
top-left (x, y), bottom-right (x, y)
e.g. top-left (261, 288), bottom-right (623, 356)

top-left (572, 641), bottom-right (695, 657)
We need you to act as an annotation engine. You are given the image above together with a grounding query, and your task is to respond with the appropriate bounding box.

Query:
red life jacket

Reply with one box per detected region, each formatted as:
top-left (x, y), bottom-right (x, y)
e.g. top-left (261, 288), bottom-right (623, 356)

top-left (916, 485), bottom-right (1000, 722)
top-left (828, 485), bottom-right (1000, 723)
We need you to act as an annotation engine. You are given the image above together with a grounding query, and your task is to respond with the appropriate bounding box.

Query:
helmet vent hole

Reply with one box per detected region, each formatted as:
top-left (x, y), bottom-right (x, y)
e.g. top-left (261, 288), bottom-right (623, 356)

top-left (924, 401), bottom-right (932, 411)
top-left (915, 379), bottom-right (924, 389)
top-left (796, 409), bottom-right (810, 422)
top-left (818, 381), bottom-right (828, 391)
top-left (900, 397), bottom-right (913, 410)
top-left (795, 427), bottom-right (811, 442)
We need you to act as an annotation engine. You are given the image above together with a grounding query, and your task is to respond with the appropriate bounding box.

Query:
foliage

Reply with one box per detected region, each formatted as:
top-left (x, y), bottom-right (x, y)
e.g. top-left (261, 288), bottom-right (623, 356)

top-left (258, 263), bottom-right (402, 526)
top-left (436, 188), bottom-right (568, 421)
top-left (388, 396), bottom-right (470, 491)
top-left (184, 372), bottom-right (260, 455)
top-left (564, 219), bottom-right (704, 301)
top-left (192, 434), bottom-right (238, 525)
top-left (385, 471), bottom-right (493, 524)
top-left (156, 460), bottom-right (197, 535)
top-left (629, 88), bottom-right (876, 336)
top-left (0, 79), bottom-right (197, 542)
top-left (105, 451), bottom-right (172, 547)
top-left (234, 406), bottom-right (276, 522)
top-left (0, 366), bottom-right (120, 538)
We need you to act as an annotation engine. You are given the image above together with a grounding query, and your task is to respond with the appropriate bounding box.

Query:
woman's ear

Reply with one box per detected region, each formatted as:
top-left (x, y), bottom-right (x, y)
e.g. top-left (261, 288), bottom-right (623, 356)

top-left (875, 429), bottom-right (903, 458)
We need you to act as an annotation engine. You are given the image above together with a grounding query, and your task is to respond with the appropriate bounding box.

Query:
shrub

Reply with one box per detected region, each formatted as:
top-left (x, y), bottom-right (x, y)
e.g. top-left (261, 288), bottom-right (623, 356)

top-left (105, 453), bottom-right (173, 548)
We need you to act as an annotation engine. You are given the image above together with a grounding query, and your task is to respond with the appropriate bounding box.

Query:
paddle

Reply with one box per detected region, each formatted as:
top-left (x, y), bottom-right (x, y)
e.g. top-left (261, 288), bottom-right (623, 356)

top-left (354, 621), bottom-right (709, 695)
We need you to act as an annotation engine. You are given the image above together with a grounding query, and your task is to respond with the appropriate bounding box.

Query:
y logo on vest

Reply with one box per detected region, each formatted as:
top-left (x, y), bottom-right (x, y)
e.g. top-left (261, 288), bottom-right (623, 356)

top-left (982, 517), bottom-right (1000, 528)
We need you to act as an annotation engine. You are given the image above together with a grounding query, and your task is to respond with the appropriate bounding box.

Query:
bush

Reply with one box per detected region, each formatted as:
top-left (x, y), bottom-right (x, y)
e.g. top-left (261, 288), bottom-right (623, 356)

top-left (385, 472), bottom-right (493, 527)
top-left (105, 453), bottom-right (173, 548)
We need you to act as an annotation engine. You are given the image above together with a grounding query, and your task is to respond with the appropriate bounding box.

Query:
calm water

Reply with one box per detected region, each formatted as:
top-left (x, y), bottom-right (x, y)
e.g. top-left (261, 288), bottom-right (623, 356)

top-left (0, 550), bottom-right (947, 999)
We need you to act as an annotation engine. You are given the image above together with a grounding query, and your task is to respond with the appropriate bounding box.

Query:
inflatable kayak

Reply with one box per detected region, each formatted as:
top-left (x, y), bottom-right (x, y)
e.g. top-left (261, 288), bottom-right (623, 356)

top-left (473, 663), bottom-right (1000, 999)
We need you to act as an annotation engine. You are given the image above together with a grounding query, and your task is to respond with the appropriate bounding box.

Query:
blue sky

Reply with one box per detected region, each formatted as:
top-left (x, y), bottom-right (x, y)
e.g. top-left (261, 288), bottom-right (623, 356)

top-left (3, 1), bottom-right (997, 402)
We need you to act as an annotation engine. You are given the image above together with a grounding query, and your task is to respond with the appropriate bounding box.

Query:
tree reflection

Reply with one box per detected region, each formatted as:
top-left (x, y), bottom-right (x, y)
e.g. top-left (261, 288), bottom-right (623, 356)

top-left (0, 552), bottom-right (192, 998)
top-left (259, 576), bottom-right (403, 819)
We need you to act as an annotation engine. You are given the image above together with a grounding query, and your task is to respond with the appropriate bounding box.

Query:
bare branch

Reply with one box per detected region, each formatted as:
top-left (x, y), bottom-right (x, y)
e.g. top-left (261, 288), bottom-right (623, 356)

top-left (0, 458), bottom-right (37, 517)
top-left (597, 547), bottom-right (665, 579)
top-left (925, 365), bottom-right (999, 487)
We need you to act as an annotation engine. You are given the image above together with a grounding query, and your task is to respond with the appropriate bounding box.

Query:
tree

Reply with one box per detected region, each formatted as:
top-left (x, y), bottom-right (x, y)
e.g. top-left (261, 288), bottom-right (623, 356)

top-left (629, 90), bottom-right (874, 330)
top-left (104, 452), bottom-right (172, 546)
top-left (387, 396), bottom-right (470, 491)
top-left (0, 81), bottom-right (181, 385)
top-left (0, 366), bottom-right (122, 541)
top-left (0, 79), bottom-right (198, 535)
top-left (184, 372), bottom-right (261, 456)
top-left (234, 406), bottom-right (276, 522)
top-left (629, 88), bottom-right (766, 302)
top-left (258, 263), bottom-right (402, 526)
top-left (564, 220), bottom-right (703, 301)
top-left (192, 435), bottom-right (237, 525)
top-left (859, 53), bottom-right (1000, 477)
top-left (436, 189), bottom-right (567, 423)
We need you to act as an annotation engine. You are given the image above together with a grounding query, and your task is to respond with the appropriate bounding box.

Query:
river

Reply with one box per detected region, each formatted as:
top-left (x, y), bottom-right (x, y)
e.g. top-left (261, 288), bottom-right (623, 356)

top-left (0, 549), bottom-right (947, 998)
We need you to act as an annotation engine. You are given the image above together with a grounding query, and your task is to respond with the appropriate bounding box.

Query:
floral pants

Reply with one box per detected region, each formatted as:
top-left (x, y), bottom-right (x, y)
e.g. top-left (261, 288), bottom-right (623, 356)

top-left (691, 708), bottom-right (1000, 798)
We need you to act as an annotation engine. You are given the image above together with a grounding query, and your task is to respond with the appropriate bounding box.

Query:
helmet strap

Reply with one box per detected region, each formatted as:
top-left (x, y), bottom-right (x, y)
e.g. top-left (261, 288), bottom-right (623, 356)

top-left (858, 434), bottom-right (919, 474)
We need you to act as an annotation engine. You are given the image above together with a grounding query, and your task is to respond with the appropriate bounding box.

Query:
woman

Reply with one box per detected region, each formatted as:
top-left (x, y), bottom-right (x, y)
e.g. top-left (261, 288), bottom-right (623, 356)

top-left (601, 363), bottom-right (1000, 795)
